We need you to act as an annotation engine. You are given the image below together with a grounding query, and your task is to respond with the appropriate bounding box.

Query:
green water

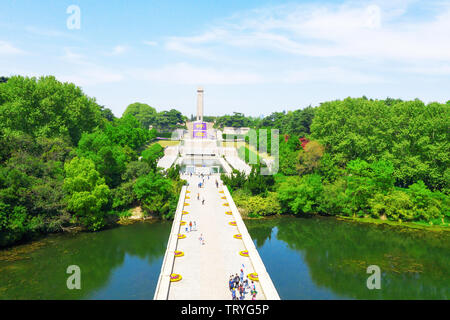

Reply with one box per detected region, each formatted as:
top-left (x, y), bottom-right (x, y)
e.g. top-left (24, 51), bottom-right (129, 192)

top-left (0, 221), bottom-right (171, 299)
top-left (0, 216), bottom-right (449, 299)
top-left (245, 216), bottom-right (450, 300)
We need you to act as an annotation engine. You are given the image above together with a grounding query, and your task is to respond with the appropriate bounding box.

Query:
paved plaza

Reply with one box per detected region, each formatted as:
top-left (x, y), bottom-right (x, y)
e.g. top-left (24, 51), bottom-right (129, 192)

top-left (166, 173), bottom-right (265, 300)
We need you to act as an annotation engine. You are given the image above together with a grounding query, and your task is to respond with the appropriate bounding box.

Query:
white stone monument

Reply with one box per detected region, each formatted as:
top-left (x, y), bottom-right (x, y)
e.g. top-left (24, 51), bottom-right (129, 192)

top-left (196, 87), bottom-right (204, 122)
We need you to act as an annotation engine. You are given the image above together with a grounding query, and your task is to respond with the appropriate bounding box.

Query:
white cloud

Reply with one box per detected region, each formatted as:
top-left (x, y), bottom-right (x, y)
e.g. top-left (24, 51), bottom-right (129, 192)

top-left (111, 45), bottom-right (128, 55)
top-left (58, 68), bottom-right (123, 86)
top-left (125, 62), bottom-right (383, 86)
top-left (163, 1), bottom-right (450, 63)
top-left (59, 48), bottom-right (123, 86)
top-left (25, 26), bottom-right (67, 37)
top-left (283, 67), bottom-right (386, 84)
top-left (62, 47), bottom-right (86, 64)
top-left (128, 63), bottom-right (265, 85)
top-left (0, 41), bottom-right (25, 55)
top-left (143, 40), bottom-right (158, 46)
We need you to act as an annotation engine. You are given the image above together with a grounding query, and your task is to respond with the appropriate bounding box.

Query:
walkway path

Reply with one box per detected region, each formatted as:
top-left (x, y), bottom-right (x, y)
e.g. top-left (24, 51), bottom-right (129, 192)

top-left (154, 173), bottom-right (279, 300)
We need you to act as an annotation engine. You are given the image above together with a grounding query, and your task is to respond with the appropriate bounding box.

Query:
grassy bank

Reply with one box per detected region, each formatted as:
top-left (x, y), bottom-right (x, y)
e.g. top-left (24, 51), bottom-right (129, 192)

top-left (335, 215), bottom-right (450, 232)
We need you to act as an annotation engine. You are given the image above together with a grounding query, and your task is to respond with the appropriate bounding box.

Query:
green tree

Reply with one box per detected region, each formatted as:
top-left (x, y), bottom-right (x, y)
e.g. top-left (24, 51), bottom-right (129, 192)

top-left (104, 115), bottom-right (152, 151)
top-left (0, 75), bottom-right (103, 145)
top-left (297, 140), bottom-right (325, 175)
top-left (76, 131), bottom-right (127, 188)
top-left (123, 102), bottom-right (157, 129)
top-left (277, 140), bottom-right (297, 176)
top-left (278, 174), bottom-right (323, 215)
top-left (406, 180), bottom-right (443, 222)
top-left (154, 109), bottom-right (185, 132)
top-left (369, 190), bottom-right (415, 221)
top-left (63, 157), bottom-right (111, 231)
top-left (141, 143), bottom-right (164, 171)
top-left (310, 97), bottom-right (449, 190)
top-left (133, 171), bottom-right (175, 218)
top-left (345, 159), bottom-right (395, 215)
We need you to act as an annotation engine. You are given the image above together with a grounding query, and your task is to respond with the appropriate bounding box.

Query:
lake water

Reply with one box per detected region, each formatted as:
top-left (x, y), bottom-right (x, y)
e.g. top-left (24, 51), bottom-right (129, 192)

top-left (245, 216), bottom-right (450, 300)
top-left (0, 221), bottom-right (171, 299)
top-left (0, 216), bottom-right (448, 299)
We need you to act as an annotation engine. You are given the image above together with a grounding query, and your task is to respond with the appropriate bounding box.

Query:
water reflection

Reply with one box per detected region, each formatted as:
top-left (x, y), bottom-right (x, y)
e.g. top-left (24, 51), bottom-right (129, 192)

top-left (245, 216), bottom-right (450, 300)
top-left (0, 221), bottom-right (171, 299)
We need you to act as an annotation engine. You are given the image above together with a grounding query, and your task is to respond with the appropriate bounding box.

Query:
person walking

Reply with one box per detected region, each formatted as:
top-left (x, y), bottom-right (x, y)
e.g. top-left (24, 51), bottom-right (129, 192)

top-left (234, 274), bottom-right (240, 288)
top-left (189, 221), bottom-right (192, 231)
top-left (199, 234), bottom-right (203, 244)
top-left (197, 193), bottom-right (200, 200)
top-left (193, 221), bottom-right (196, 230)
top-left (202, 198), bottom-right (205, 205)
top-left (231, 287), bottom-right (236, 300)
top-left (240, 269), bottom-right (244, 283)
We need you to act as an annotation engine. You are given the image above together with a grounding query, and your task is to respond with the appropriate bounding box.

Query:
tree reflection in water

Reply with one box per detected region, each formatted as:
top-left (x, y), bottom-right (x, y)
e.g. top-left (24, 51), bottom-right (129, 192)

top-left (0, 221), bottom-right (171, 299)
top-left (245, 216), bottom-right (450, 300)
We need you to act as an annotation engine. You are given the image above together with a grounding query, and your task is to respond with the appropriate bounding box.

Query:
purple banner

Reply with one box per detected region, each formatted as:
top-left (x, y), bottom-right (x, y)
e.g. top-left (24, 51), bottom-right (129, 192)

top-left (193, 122), bottom-right (207, 139)
top-left (193, 130), bottom-right (207, 138)
top-left (194, 122), bottom-right (206, 130)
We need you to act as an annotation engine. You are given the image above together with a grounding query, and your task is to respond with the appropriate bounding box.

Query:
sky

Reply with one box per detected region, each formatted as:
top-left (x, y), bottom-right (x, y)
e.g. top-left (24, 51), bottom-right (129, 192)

top-left (1, 0), bottom-right (449, 117)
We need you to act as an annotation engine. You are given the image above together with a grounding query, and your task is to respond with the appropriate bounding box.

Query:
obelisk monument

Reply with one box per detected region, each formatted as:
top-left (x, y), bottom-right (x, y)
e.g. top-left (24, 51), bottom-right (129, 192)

top-left (196, 87), bottom-right (204, 121)
top-left (193, 87), bottom-right (207, 139)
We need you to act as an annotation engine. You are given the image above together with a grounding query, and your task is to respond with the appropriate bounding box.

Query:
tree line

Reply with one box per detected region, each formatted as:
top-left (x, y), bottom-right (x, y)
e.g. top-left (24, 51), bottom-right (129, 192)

top-left (123, 102), bottom-right (186, 132)
top-left (0, 76), bottom-right (184, 247)
top-left (224, 97), bottom-right (449, 227)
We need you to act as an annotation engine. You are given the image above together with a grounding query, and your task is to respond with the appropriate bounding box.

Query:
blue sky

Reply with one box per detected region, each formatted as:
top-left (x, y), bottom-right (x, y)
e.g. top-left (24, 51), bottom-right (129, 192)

top-left (1, 0), bottom-right (449, 117)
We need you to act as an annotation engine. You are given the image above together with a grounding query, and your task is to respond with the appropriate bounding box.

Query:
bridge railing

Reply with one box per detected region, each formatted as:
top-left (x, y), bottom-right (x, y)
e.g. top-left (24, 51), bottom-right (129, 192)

top-left (223, 186), bottom-right (281, 300)
top-left (153, 185), bottom-right (187, 300)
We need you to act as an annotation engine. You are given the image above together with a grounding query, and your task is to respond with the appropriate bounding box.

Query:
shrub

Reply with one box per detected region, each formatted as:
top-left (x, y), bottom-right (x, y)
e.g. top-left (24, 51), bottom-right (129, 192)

top-left (242, 192), bottom-right (281, 216)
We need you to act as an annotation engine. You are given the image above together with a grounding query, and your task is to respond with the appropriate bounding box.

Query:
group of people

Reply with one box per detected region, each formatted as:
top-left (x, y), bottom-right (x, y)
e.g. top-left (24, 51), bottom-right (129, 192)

top-left (185, 221), bottom-right (197, 233)
top-left (228, 268), bottom-right (257, 300)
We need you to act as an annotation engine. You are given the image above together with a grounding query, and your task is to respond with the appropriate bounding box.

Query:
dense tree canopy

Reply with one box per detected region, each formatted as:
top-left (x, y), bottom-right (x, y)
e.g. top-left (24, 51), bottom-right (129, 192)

top-left (310, 98), bottom-right (449, 190)
top-left (0, 76), bottom-right (181, 247)
top-left (228, 97), bottom-right (449, 227)
top-left (64, 157), bottom-right (111, 231)
top-left (154, 109), bottom-right (185, 131)
top-left (214, 112), bottom-right (254, 128)
top-left (0, 76), bottom-right (105, 145)
top-left (123, 102), bottom-right (157, 129)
